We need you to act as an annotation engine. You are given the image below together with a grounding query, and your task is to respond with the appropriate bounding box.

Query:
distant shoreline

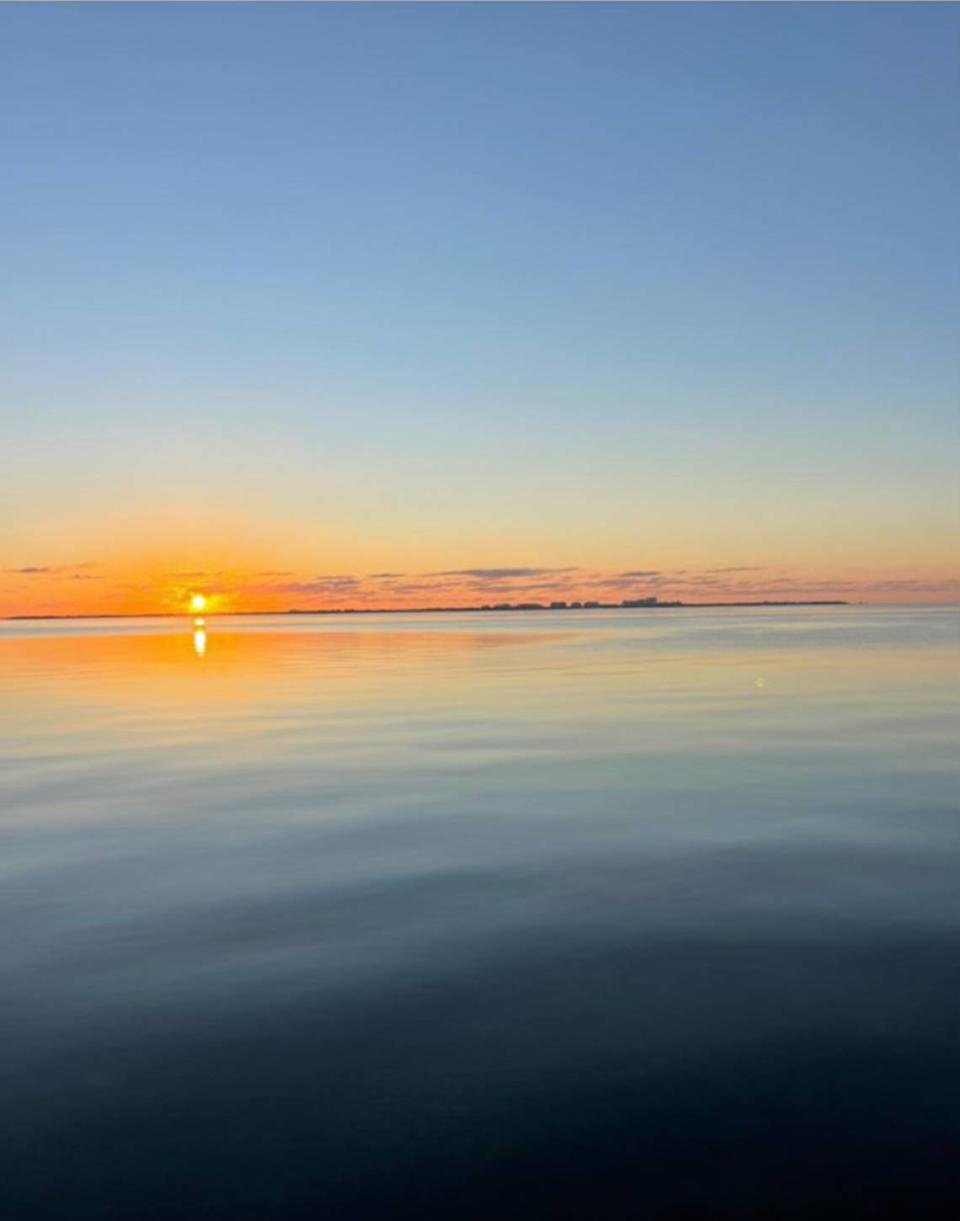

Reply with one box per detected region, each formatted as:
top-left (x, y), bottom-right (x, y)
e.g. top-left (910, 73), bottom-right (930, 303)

top-left (6, 600), bottom-right (851, 621)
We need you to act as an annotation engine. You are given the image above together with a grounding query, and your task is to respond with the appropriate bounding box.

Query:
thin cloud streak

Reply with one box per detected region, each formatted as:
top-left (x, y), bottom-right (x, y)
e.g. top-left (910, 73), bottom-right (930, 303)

top-left (5, 562), bottom-right (101, 576)
top-left (429, 567), bottom-right (578, 580)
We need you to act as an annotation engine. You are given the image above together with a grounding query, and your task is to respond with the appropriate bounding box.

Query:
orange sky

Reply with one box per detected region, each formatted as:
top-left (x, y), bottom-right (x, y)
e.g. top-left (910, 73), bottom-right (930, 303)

top-left (3, 548), bottom-right (957, 618)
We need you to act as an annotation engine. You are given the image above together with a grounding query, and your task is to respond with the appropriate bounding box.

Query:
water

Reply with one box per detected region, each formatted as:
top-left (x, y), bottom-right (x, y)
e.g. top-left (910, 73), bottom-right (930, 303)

top-left (2, 606), bottom-right (958, 1219)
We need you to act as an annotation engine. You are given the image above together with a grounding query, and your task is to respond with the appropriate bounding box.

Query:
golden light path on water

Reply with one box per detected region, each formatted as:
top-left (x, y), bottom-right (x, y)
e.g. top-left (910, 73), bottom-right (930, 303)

top-left (190, 591), bottom-right (209, 657)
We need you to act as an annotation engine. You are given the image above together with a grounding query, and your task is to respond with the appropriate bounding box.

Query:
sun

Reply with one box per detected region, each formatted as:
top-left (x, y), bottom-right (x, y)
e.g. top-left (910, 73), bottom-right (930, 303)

top-left (189, 593), bottom-right (208, 613)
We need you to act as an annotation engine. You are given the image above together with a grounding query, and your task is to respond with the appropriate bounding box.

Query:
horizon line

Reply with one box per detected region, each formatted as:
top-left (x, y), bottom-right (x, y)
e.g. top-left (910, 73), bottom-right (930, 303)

top-left (5, 599), bottom-right (879, 622)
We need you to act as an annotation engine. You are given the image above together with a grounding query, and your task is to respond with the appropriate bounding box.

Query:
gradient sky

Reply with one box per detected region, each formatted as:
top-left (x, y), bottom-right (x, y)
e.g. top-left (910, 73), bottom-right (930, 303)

top-left (2, 3), bottom-right (958, 615)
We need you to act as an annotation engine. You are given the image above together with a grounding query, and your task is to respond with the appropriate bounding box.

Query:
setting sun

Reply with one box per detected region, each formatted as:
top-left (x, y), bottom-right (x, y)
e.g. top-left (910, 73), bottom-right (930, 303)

top-left (189, 593), bottom-right (207, 613)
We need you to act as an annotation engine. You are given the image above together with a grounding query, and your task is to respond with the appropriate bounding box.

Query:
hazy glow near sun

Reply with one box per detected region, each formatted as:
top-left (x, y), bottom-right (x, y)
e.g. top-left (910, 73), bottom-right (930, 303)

top-left (190, 593), bottom-right (207, 613)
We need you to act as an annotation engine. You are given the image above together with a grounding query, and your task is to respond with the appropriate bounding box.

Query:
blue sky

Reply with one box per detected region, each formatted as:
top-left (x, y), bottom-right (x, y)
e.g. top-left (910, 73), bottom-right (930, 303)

top-left (1, 3), bottom-right (958, 611)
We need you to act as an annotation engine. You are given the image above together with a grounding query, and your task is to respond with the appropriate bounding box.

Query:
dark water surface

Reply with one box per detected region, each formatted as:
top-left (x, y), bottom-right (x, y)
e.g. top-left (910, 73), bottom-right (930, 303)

top-left (2, 607), bottom-right (958, 1218)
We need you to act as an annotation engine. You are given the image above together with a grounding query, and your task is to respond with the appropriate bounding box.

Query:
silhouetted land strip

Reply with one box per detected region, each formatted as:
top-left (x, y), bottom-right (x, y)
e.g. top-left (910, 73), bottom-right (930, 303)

top-left (8, 600), bottom-right (850, 621)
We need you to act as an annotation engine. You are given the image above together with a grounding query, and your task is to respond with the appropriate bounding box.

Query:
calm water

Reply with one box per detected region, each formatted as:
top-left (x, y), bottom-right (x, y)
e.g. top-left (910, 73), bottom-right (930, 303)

top-left (2, 607), bottom-right (958, 1219)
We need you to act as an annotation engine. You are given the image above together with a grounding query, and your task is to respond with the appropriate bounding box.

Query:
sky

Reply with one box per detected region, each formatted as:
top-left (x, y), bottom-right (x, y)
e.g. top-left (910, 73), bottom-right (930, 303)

top-left (2, 3), bottom-right (958, 615)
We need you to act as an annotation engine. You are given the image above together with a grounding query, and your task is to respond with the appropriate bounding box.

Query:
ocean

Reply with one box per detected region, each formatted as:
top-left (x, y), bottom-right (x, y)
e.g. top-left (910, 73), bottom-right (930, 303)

top-left (2, 606), bottom-right (958, 1218)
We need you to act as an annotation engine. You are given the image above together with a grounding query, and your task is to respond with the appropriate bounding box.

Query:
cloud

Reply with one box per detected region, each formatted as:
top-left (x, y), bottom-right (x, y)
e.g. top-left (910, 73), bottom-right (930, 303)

top-left (387, 581), bottom-right (449, 594)
top-left (592, 576), bottom-right (664, 590)
top-left (757, 576), bottom-right (960, 596)
top-left (252, 575), bottom-right (364, 597)
top-left (5, 562), bottom-right (101, 576)
top-left (368, 572), bottom-right (405, 579)
top-left (618, 570), bottom-right (662, 578)
top-left (431, 567), bottom-right (578, 580)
